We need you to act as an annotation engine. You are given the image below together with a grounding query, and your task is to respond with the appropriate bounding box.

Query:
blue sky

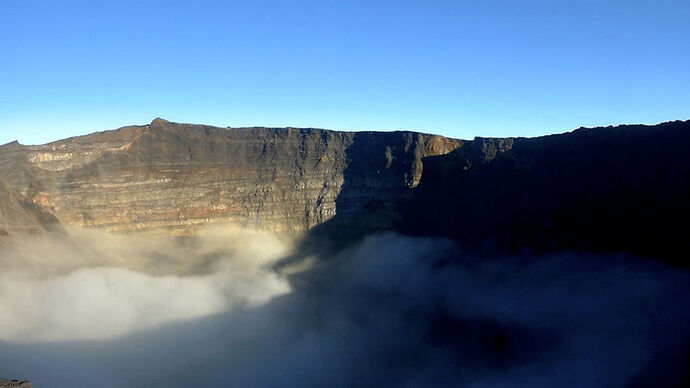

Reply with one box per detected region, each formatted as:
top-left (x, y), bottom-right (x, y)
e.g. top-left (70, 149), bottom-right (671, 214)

top-left (1, 0), bottom-right (689, 145)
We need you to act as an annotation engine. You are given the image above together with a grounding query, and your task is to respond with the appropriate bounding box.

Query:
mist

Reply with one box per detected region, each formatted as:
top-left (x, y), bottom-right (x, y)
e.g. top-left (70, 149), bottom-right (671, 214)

top-left (1, 230), bottom-right (690, 387)
top-left (0, 227), bottom-right (291, 342)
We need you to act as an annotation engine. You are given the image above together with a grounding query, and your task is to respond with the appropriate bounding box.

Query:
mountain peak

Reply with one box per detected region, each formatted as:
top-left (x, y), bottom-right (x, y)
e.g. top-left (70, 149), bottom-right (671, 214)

top-left (0, 140), bottom-right (21, 148)
top-left (150, 117), bottom-right (170, 126)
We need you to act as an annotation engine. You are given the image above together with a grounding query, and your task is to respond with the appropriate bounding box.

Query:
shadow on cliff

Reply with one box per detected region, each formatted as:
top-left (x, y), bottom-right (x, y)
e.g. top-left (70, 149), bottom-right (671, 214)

top-left (277, 131), bottom-right (428, 267)
top-left (282, 120), bottom-right (690, 269)
top-left (400, 120), bottom-right (690, 265)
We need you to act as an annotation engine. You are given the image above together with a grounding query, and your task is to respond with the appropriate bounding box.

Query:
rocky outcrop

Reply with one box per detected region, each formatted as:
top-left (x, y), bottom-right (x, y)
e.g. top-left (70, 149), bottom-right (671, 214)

top-left (0, 118), bottom-right (460, 235)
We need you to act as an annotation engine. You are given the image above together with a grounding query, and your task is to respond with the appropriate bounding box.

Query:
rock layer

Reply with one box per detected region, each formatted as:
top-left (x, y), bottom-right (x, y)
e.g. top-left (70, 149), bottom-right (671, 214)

top-left (0, 118), bottom-right (460, 235)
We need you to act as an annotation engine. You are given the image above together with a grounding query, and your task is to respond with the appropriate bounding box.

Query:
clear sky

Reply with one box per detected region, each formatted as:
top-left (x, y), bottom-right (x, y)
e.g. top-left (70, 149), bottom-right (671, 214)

top-left (1, 0), bottom-right (689, 145)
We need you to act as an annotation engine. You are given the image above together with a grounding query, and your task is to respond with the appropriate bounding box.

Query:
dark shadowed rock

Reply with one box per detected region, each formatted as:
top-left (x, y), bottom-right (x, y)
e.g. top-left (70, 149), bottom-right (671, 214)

top-left (400, 120), bottom-right (690, 263)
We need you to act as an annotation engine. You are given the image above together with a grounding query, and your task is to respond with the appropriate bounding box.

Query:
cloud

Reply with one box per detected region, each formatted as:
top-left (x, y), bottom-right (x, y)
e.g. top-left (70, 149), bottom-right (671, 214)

top-left (0, 226), bottom-right (291, 342)
top-left (1, 231), bottom-right (689, 387)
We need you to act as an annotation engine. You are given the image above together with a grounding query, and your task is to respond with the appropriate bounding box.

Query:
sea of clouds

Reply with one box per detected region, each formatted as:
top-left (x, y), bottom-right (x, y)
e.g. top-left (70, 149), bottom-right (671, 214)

top-left (1, 228), bottom-right (689, 387)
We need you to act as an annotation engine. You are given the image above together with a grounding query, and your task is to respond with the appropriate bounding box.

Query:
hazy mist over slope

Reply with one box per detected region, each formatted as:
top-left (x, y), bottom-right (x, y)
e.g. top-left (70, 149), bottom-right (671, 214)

top-left (0, 227), bottom-right (291, 342)
top-left (2, 230), bottom-right (689, 387)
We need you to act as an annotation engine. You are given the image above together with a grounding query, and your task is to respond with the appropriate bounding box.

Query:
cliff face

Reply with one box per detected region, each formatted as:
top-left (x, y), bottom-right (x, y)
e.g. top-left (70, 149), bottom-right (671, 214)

top-left (2, 118), bottom-right (689, 263)
top-left (0, 118), bottom-right (460, 235)
top-left (401, 120), bottom-right (690, 263)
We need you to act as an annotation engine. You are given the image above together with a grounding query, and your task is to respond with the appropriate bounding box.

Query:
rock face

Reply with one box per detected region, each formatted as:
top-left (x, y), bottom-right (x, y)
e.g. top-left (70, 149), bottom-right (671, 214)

top-left (400, 120), bottom-right (690, 263)
top-left (0, 118), bottom-right (460, 235)
top-left (1, 118), bottom-right (689, 263)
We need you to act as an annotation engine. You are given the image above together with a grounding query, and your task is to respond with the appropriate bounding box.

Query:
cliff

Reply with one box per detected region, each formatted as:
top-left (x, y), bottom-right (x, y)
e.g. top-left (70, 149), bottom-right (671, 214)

top-left (400, 120), bottom-right (690, 263)
top-left (1, 118), bottom-right (689, 263)
top-left (0, 118), bottom-right (460, 235)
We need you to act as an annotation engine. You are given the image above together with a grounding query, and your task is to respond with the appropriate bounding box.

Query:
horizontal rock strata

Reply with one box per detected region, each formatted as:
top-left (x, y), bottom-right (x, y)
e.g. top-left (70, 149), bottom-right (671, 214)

top-left (0, 118), bottom-right (460, 235)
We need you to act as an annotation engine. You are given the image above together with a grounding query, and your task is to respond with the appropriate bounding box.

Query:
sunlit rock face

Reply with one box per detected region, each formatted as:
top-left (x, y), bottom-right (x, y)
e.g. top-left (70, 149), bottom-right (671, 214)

top-left (0, 118), bottom-right (460, 235)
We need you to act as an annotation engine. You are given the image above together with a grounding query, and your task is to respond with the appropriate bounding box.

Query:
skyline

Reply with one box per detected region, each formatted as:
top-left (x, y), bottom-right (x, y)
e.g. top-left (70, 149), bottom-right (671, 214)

top-left (4, 116), bottom-right (690, 147)
top-left (2, 0), bottom-right (689, 145)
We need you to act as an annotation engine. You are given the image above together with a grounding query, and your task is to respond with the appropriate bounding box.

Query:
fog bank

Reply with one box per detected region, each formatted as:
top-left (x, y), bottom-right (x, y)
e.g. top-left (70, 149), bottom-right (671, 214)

top-left (0, 227), bottom-right (291, 342)
top-left (1, 231), bottom-right (690, 387)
